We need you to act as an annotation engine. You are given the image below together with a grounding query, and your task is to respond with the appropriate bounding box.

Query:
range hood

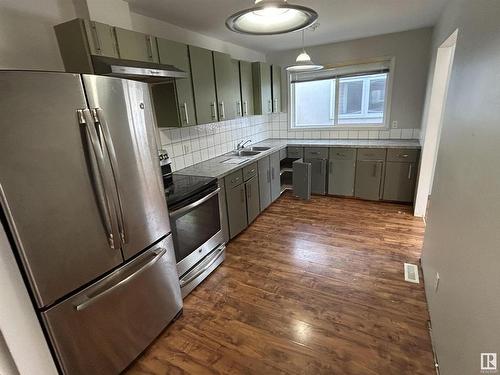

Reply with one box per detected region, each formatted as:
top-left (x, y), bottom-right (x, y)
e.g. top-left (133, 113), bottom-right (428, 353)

top-left (91, 55), bottom-right (188, 83)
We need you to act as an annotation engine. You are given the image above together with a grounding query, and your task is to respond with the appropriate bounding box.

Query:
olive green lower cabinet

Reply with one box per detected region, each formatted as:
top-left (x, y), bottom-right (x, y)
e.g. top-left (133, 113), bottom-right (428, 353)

top-left (243, 163), bottom-right (260, 223)
top-left (218, 178), bottom-right (230, 244)
top-left (258, 156), bottom-right (272, 211)
top-left (328, 148), bottom-right (357, 196)
top-left (225, 170), bottom-right (247, 239)
top-left (354, 149), bottom-right (387, 201)
top-left (382, 149), bottom-right (420, 202)
top-left (270, 152), bottom-right (281, 202)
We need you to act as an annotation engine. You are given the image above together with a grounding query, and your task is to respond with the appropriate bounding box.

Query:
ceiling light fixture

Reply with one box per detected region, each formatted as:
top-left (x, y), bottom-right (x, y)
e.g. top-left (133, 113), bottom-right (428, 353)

top-left (225, 0), bottom-right (318, 35)
top-left (286, 29), bottom-right (323, 72)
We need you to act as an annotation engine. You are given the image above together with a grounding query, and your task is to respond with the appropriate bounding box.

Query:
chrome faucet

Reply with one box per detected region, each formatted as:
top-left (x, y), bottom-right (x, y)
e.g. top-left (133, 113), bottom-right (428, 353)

top-left (236, 139), bottom-right (252, 150)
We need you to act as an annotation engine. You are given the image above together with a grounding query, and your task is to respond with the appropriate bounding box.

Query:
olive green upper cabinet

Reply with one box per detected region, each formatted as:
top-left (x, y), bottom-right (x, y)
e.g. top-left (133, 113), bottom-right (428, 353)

top-left (189, 46), bottom-right (218, 124)
top-left (271, 65), bottom-right (282, 113)
top-left (252, 62), bottom-right (273, 115)
top-left (240, 61), bottom-right (255, 117)
top-left (84, 20), bottom-right (119, 58)
top-left (155, 38), bottom-right (196, 127)
top-left (232, 59), bottom-right (243, 118)
top-left (114, 27), bottom-right (158, 63)
top-left (213, 52), bottom-right (239, 121)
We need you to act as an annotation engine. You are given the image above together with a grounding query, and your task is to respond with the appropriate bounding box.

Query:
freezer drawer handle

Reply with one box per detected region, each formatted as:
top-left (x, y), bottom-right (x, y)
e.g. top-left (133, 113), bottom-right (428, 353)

top-left (179, 245), bottom-right (225, 287)
top-left (92, 108), bottom-right (127, 245)
top-left (169, 187), bottom-right (220, 219)
top-left (78, 109), bottom-right (118, 249)
top-left (74, 247), bottom-right (167, 311)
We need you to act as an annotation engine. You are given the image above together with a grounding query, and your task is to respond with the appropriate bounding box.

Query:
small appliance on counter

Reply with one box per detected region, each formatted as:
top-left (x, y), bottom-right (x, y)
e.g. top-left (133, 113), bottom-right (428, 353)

top-left (160, 151), bottom-right (225, 297)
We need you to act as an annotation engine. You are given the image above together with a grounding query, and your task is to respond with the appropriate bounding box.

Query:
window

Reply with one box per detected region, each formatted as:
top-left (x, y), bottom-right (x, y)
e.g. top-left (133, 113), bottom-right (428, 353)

top-left (290, 60), bottom-right (392, 128)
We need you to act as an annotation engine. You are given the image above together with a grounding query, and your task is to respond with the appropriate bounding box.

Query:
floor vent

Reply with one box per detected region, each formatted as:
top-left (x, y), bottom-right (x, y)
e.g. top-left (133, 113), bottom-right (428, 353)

top-left (404, 263), bottom-right (420, 284)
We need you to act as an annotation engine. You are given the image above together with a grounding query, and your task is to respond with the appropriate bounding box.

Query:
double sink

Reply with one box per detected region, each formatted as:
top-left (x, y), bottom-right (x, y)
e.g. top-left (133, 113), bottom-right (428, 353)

top-left (228, 146), bottom-right (271, 157)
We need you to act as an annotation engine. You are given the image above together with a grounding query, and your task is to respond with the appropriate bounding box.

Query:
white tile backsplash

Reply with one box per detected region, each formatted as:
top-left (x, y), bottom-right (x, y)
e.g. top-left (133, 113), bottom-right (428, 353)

top-left (160, 112), bottom-right (421, 171)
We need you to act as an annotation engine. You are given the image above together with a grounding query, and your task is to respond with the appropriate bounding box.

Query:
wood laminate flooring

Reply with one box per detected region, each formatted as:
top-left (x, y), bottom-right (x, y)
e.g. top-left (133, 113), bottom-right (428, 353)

top-left (126, 192), bottom-right (434, 375)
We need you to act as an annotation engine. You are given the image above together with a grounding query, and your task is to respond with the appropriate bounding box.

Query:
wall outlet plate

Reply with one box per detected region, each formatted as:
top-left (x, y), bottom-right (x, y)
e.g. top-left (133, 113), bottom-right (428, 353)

top-left (392, 120), bottom-right (398, 129)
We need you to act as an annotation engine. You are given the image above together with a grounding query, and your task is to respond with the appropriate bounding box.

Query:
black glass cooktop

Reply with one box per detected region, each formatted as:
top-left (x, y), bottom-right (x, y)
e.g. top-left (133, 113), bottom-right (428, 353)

top-left (164, 173), bottom-right (217, 207)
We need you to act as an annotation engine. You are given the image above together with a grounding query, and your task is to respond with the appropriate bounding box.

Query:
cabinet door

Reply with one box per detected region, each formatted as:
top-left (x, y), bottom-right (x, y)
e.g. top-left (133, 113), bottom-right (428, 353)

top-left (213, 52), bottom-right (236, 121)
top-left (383, 162), bottom-right (417, 202)
top-left (271, 65), bottom-right (282, 113)
top-left (156, 38), bottom-right (196, 126)
top-left (328, 160), bottom-right (356, 196)
top-left (245, 176), bottom-right (260, 223)
top-left (218, 178), bottom-right (230, 243)
top-left (258, 157), bottom-right (272, 211)
top-left (114, 28), bottom-right (158, 63)
top-left (293, 159), bottom-right (311, 200)
top-left (355, 160), bottom-right (384, 200)
top-left (305, 159), bottom-right (327, 195)
top-left (84, 20), bottom-right (119, 58)
top-left (225, 183), bottom-right (248, 239)
top-left (232, 60), bottom-right (243, 118)
top-left (189, 46), bottom-right (218, 124)
top-left (270, 152), bottom-right (281, 201)
top-left (252, 62), bottom-right (272, 115)
top-left (240, 61), bottom-right (255, 116)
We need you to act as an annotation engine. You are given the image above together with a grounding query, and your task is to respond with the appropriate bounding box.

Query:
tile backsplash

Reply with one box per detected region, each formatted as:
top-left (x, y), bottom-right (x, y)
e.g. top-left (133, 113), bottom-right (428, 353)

top-left (159, 112), bottom-right (421, 171)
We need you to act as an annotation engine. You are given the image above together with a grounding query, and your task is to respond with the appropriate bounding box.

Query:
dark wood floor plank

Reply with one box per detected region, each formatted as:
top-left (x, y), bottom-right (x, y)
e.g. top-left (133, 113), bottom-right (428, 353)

top-left (126, 193), bottom-right (435, 375)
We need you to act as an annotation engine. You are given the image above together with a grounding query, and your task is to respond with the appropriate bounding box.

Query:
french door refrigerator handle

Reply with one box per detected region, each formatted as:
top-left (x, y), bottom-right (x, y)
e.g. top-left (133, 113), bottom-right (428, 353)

top-left (74, 247), bottom-right (167, 311)
top-left (92, 108), bottom-right (127, 245)
top-left (78, 109), bottom-right (119, 249)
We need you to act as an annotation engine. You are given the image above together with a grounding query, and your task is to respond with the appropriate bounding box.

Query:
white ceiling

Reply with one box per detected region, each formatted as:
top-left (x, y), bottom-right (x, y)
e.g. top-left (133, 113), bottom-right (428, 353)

top-left (125, 0), bottom-right (448, 53)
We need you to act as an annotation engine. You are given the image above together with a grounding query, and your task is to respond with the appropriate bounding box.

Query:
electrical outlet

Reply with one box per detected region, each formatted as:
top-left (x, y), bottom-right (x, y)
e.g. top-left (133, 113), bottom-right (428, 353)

top-left (434, 272), bottom-right (440, 292)
top-left (391, 120), bottom-right (398, 129)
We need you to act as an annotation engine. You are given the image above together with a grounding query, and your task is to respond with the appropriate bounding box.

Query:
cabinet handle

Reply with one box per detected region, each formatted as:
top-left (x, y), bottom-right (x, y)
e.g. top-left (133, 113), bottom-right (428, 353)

top-left (267, 169), bottom-right (271, 183)
top-left (91, 22), bottom-right (102, 53)
top-left (400, 154), bottom-right (409, 158)
top-left (219, 101), bottom-right (225, 119)
top-left (244, 101), bottom-right (248, 116)
top-left (240, 188), bottom-right (245, 203)
top-left (210, 102), bottom-right (218, 120)
top-left (180, 103), bottom-right (189, 124)
top-left (268, 100), bottom-right (272, 113)
top-left (273, 98), bottom-right (278, 113)
top-left (236, 101), bottom-right (242, 116)
top-left (408, 164), bottom-right (412, 180)
top-left (146, 35), bottom-right (153, 60)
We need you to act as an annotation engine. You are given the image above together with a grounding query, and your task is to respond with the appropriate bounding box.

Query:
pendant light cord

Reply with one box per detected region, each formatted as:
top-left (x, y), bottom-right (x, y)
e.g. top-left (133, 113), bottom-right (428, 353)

top-left (301, 30), bottom-right (306, 53)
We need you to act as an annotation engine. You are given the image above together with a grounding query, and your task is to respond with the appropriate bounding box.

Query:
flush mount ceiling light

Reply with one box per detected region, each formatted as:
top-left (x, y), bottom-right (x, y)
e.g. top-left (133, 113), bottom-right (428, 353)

top-left (286, 29), bottom-right (323, 72)
top-left (225, 0), bottom-right (318, 35)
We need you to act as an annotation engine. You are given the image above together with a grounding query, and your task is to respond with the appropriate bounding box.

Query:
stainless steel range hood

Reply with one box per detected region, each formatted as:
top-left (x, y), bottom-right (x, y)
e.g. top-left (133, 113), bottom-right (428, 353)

top-left (91, 55), bottom-right (188, 83)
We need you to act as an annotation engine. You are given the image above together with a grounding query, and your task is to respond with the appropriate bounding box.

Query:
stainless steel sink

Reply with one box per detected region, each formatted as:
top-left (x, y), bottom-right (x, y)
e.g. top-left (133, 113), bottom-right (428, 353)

top-left (250, 146), bottom-right (271, 151)
top-left (234, 150), bottom-right (261, 157)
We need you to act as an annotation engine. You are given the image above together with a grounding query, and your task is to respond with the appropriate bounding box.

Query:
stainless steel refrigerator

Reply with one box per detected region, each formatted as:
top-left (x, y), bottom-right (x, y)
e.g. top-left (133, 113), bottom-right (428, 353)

top-left (0, 71), bottom-right (183, 374)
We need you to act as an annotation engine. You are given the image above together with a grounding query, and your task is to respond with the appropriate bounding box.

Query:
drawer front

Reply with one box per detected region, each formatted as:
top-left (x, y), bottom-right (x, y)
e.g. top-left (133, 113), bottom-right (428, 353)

top-left (225, 169), bottom-right (243, 189)
top-left (287, 146), bottom-right (304, 159)
top-left (386, 148), bottom-right (420, 163)
top-left (357, 148), bottom-right (387, 161)
top-left (329, 148), bottom-right (357, 161)
top-left (42, 236), bottom-right (182, 375)
top-left (304, 147), bottom-right (329, 159)
top-left (242, 163), bottom-right (258, 181)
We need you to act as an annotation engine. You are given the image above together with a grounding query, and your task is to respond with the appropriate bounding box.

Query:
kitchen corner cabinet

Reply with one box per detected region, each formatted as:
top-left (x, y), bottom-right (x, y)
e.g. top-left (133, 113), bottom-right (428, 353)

top-left (328, 148), bottom-right (357, 196)
top-left (189, 46), bottom-right (218, 125)
top-left (271, 65), bottom-right (282, 113)
top-left (114, 27), bottom-right (158, 63)
top-left (153, 38), bottom-right (196, 127)
top-left (213, 52), bottom-right (240, 121)
top-left (355, 149), bottom-right (387, 201)
top-left (382, 149), bottom-right (420, 202)
top-left (258, 156), bottom-right (272, 211)
top-left (239, 61), bottom-right (255, 116)
top-left (252, 62), bottom-right (273, 115)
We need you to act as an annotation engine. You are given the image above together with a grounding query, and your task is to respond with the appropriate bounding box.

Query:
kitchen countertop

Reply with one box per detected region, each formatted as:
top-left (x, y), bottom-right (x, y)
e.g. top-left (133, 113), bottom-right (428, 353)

top-left (177, 138), bottom-right (421, 179)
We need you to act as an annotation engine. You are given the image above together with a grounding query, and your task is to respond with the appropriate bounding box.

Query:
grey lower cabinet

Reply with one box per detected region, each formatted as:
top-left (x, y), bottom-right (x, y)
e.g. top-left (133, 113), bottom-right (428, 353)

top-left (328, 148), bottom-right (357, 196)
top-left (189, 46), bottom-right (218, 124)
top-left (225, 171), bottom-right (248, 239)
top-left (304, 148), bottom-right (328, 195)
top-left (354, 149), bottom-right (387, 201)
top-left (292, 159), bottom-right (312, 200)
top-left (218, 178), bottom-right (230, 243)
top-left (382, 148), bottom-right (420, 202)
top-left (245, 176), bottom-right (260, 223)
top-left (270, 152), bottom-right (281, 201)
top-left (258, 157), bottom-right (272, 211)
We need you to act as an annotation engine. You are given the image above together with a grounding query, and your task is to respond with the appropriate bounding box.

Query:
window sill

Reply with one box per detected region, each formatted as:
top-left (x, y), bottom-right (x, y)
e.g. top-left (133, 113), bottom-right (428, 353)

top-left (291, 124), bottom-right (389, 131)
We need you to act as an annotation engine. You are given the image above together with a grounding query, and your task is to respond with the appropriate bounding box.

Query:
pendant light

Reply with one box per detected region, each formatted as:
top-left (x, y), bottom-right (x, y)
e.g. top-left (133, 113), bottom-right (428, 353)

top-left (225, 0), bottom-right (318, 35)
top-left (286, 30), bottom-right (323, 72)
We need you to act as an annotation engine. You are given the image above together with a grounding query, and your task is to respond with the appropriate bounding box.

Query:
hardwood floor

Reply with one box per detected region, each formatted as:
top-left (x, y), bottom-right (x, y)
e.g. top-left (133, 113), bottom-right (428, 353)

top-left (126, 193), bottom-right (435, 375)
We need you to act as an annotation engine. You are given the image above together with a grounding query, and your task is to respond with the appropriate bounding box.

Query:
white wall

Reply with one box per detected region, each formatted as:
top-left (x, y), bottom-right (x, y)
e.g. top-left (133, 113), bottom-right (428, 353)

top-left (421, 1), bottom-right (500, 374)
top-left (267, 28), bottom-right (433, 131)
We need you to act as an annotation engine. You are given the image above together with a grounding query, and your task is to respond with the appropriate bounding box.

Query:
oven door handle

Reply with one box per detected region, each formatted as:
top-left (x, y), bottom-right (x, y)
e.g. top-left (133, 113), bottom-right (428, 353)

top-left (169, 187), bottom-right (220, 219)
top-left (179, 244), bottom-right (225, 287)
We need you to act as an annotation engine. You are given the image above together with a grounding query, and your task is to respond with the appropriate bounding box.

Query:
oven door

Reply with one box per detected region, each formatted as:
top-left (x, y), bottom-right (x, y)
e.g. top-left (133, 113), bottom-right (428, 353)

top-left (169, 186), bottom-right (223, 276)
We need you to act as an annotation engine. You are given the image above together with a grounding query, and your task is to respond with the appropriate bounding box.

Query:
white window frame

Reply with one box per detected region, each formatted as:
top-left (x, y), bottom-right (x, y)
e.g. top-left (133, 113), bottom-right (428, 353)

top-left (288, 58), bottom-right (395, 130)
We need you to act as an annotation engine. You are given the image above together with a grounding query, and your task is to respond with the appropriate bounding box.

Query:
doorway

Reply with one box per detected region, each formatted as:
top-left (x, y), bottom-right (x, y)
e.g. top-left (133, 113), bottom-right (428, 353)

top-left (414, 30), bottom-right (458, 218)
